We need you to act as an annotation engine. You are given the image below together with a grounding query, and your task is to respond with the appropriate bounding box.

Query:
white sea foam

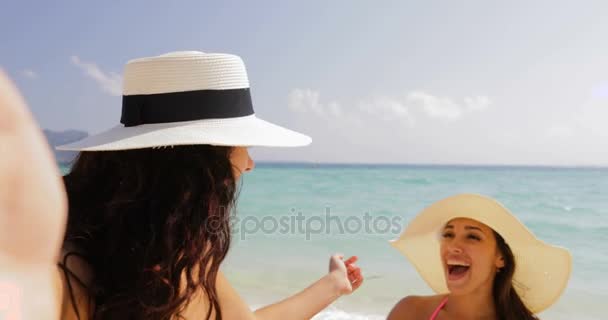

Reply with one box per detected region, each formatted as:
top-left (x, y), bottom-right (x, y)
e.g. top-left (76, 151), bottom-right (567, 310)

top-left (311, 306), bottom-right (384, 320)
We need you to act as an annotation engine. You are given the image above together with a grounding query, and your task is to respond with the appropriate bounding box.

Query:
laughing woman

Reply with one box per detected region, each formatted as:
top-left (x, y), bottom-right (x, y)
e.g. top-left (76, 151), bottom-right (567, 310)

top-left (388, 194), bottom-right (571, 320)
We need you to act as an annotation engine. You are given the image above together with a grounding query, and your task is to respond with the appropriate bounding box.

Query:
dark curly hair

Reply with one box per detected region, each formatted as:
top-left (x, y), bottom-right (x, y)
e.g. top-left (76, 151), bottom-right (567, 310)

top-left (58, 145), bottom-right (238, 320)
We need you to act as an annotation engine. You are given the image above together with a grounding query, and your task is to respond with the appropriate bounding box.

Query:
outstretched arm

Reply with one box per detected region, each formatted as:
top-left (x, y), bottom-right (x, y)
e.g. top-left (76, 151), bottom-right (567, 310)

top-left (215, 255), bottom-right (363, 320)
top-left (253, 255), bottom-right (363, 319)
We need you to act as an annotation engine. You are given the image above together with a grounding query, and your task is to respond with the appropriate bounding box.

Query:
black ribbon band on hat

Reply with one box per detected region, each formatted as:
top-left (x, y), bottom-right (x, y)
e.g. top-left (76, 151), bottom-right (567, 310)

top-left (120, 88), bottom-right (254, 127)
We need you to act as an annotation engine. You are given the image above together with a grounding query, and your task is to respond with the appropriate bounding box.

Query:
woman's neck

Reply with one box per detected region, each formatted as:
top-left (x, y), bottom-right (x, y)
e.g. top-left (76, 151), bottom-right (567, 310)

top-left (444, 288), bottom-right (497, 320)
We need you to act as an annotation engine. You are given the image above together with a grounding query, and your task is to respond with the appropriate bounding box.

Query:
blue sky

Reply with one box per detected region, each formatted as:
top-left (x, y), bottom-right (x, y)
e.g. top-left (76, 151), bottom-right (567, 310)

top-left (2, 0), bottom-right (608, 165)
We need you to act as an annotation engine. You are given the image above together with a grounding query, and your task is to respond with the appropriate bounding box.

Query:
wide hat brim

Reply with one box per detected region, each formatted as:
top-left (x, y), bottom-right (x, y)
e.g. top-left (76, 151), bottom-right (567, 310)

top-left (56, 115), bottom-right (311, 151)
top-left (390, 194), bottom-right (571, 313)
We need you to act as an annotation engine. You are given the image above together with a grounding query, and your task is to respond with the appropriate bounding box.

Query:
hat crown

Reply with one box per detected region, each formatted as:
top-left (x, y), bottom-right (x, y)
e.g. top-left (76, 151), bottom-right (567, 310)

top-left (123, 51), bottom-right (250, 95)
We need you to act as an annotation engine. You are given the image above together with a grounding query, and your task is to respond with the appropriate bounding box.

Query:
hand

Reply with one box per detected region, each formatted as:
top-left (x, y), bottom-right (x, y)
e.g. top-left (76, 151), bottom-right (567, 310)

top-left (328, 254), bottom-right (364, 296)
top-left (0, 70), bottom-right (68, 319)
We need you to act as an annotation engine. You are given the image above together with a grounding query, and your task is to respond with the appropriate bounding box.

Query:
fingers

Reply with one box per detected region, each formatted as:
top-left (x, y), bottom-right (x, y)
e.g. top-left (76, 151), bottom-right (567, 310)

top-left (344, 255), bottom-right (358, 265)
top-left (328, 254), bottom-right (364, 294)
top-left (347, 267), bottom-right (364, 291)
top-left (345, 256), bottom-right (364, 291)
top-left (352, 274), bottom-right (364, 290)
top-left (347, 264), bottom-right (361, 280)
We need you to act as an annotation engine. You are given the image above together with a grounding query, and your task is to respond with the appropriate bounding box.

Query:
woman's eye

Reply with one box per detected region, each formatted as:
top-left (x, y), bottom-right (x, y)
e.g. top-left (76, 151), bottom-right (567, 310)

top-left (468, 234), bottom-right (481, 241)
top-left (442, 232), bottom-right (454, 238)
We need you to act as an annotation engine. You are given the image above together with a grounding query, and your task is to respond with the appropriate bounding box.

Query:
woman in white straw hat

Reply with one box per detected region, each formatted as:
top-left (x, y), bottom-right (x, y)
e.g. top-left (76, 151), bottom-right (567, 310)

top-left (388, 194), bottom-right (571, 320)
top-left (0, 52), bottom-right (363, 320)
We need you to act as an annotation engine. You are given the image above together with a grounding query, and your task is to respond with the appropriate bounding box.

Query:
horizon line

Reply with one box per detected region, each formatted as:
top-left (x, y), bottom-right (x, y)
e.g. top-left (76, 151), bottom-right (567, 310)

top-left (252, 160), bottom-right (608, 169)
top-left (58, 159), bottom-right (608, 169)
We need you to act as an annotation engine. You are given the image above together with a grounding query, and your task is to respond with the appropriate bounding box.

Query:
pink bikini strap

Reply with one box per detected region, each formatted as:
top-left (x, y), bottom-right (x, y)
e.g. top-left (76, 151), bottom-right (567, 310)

top-left (429, 296), bottom-right (448, 320)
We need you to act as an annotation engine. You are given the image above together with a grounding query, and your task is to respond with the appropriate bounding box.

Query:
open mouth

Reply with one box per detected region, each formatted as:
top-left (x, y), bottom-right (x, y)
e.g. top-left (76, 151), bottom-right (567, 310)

top-left (447, 262), bottom-right (471, 281)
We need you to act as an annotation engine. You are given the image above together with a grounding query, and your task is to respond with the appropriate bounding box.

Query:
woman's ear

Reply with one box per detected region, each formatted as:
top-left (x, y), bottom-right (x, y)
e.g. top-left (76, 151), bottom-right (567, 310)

top-left (495, 255), bottom-right (505, 269)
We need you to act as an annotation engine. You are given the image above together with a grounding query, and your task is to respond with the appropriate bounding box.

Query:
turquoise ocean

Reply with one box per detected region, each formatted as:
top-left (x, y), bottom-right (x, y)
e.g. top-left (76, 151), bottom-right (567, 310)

top-left (61, 163), bottom-right (607, 319)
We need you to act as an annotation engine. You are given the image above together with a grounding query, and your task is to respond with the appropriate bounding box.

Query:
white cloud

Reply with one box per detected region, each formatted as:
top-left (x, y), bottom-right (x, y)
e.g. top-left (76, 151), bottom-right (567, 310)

top-left (289, 89), bottom-right (415, 125)
top-left (288, 89), bottom-right (326, 117)
top-left (385, 99), bottom-right (409, 118)
top-left (288, 89), bottom-right (344, 119)
top-left (288, 88), bottom-right (489, 127)
top-left (277, 87), bottom-right (608, 165)
top-left (70, 56), bottom-right (122, 96)
top-left (327, 102), bottom-right (342, 117)
top-left (406, 91), bottom-right (462, 119)
top-left (22, 69), bottom-right (38, 79)
top-left (358, 97), bottom-right (413, 124)
top-left (464, 95), bottom-right (491, 111)
top-left (406, 91), bottom-right (491, 120)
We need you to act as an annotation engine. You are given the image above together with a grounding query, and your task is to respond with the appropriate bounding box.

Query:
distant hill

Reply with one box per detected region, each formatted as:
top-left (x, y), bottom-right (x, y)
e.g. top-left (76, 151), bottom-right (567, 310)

top-left (43, 129), bottom-right (89, 164)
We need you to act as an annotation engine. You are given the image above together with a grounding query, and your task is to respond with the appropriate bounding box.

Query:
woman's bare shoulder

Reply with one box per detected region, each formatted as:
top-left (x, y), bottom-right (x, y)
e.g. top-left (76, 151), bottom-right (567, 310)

top-left (56, 247), bottom-right (94, 320)
top-left (178, 270), bottom-right (255, 320)
top-left (387, 294), bottom-right (447, 320)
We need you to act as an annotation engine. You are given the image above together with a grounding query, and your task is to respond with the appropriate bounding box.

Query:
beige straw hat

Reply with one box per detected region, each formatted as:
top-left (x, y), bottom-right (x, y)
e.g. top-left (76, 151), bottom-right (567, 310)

top-left (390, 193), bottom-right (572, 313)
top-left (57, 51), bottom-right (311, 151)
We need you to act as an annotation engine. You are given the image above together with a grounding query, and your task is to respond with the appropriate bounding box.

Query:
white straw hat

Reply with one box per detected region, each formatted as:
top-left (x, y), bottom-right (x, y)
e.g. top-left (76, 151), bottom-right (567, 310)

top-left (57, 51), bottom-right (311, 151)
top-left (390, 193), bottom-right (572, 313)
